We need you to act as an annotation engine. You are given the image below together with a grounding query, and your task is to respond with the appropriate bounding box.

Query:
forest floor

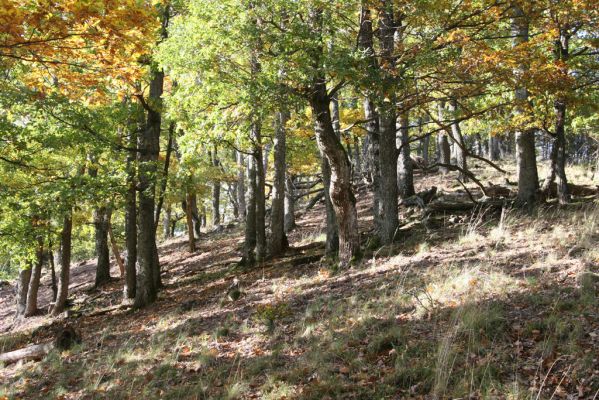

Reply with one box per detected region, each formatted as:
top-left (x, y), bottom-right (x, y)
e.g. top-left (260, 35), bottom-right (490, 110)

top-left (0, 162), bottom-right (598, 400)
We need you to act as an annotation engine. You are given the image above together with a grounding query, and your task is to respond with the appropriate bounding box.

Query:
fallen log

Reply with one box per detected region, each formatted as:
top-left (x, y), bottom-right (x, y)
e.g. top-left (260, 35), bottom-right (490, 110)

top-left (0, 342), bottom-right (55, 364)
top-left (427, 198), bottom-right (507, 212)
top-left (400, 186), bottom-right (438, 208)
top-left (304, 191), bottom-right (325, 211)
top-left (545, 182), bottom-right (599, 198)
top-left (0, 326), bottom-right (80, 365)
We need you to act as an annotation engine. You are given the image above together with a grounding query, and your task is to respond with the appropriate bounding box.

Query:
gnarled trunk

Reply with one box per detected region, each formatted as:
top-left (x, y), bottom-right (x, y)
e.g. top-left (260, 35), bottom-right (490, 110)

top-left (310, 88), bottom-right (359, 266)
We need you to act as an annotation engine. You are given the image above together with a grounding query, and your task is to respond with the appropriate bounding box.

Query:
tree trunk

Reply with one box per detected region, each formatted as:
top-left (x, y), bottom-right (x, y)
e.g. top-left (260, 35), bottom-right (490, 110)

top-left (268, 109), bottom-right (289, 257)
top-left (359, 6), bottom-right (381, 234)
top-left (24, 237), bottom-right (44, 317)
top-left (448, 99), bottom-right (468, 182)
top-left (254, 129), bottom-right (266, 263)
top-left (162, 204), bottom-right (172, 239)
top-left (284, 175), bottom-right (296, 233)
top-left (375, 1), bottom-right (401, 245)
top-left (134, 68), bottom-right (163, 308)
top-left (437, 103), bottom-right (451, 174)
top-left (554, 99), bottom-right (570, 204)
top-left (52, 213), bottom-right (73, 316)
top-left (124, 116), bottom-right (138, 300)
top-left (185, 192), bottom-right (196, 252)
top-left (108, 221), bottom-right (124, 278)
top-left (15, 267), bottom-right (31, 318)
top-left (237, 151), bottom-right (246, 222)
top-left (48, 250), bottom-right (57, 302)
top-left (309, 83), bottom-right (359, 266)
top-left (512, 5), bottom-right (539, 206)
top-left (154, 121), bottom-right (174, 233)
top-left (93, 206), bottom-right (111, 287)
top-left (320, 150), bottom-right (340, 256)
top-left (489, 135), bottom-right (501, 161)
top-left (397, 111), bottom-right (415, 198)
top-left (211, 146), bottom-right (221, 227)
top-left (244, 142), bottom-right (258, 266)
top-left (353, 135), bottom-right (362, 180)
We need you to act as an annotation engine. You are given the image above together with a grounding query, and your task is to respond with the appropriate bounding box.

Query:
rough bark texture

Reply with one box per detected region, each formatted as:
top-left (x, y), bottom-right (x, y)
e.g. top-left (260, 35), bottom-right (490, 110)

top-left (448, 99), bottom-right (468, 182)
top-left (211, 147), bottom-right (221, 226)
top-left (397, 111), bottom-right (415, 199)
top-left (489, 135), bottom-right (501, 161)
top-left (254, 129), bottom-right (266, 263)
top-left (553, 99), bottom-right (570, 204)
top-left (108, 221), bottom-right (124, 278)
top-left (284, 175), bottom-right (296, 233)
top-left (154, 122), bottom-right (174, 233)
top-left (268, 110), bottom-right (289, 257)
top-left (162, 205), bottom-right (172, 239)
top-left (437, 103), bottom-right (451, 174)
top-left (376, 1), bottom-right (401, 245)
top-left (52, 213), bottom-right (73, 316)
top-left (15, 267), bottom-right (31, 318)
top-left (244, 143), bottom-right (258, 266)
top-left (237, 152), bottom-right (246, 222)
top-left (24, 237), bottom-right (44, 317)
top-left (124, 124), bottom-right (137, 300)
top-left (309, 74), bottom-right (359, 265)
top-left (320, 146), bottom-right (340, 257)
top-left (93, 206), bottom-right (111, 287)
top-left (134, 68), bottom-right (163, 308)
top-left (512, 5), bottom-right (539, 206)
top-left (358, 6), bottom-right (381, 234)
top-left (186, 192), bottom-right (196, 252)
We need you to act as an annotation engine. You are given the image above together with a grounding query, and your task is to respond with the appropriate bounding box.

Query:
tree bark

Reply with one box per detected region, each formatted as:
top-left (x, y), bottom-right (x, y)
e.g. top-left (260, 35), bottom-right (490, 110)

top-left (512, 4), bottom-right (539, 206)
top-left (237, 151), bottom-right (246, 222)
top-left (154, 121), bottom-right (174, 233)
top-left (24, 237), bottom-right (44, 317)
top-left (48, 250), bottom-right (57, 302)
top-left (15, 267), bottom-right (31, 318)
top-left (268, 109), bottom-right (289, 257)
top-left (309, 77), bottom-right (359, 266)
top-left (134, 68), bottom-right (163, 308)
top-left (52, 213), bottom-right (72, 316)
top-left (553, 99), bottom-right (570, 204)
top-left (284, 175), bottom-right (296, 233)
top-left (93, 206), bottom-right (111, 287)
top-left (244, 141), bottom-right (258, 266)
top-left (162, 204), bottom-right (172, 239)
top-left (185, 192), bottom-right (196, 252)
top-left (358, 6), bottom-right (382, 234)
top-left (320, 149), bottom-right (340, 256)
top-left (437, 103), bottom-right (451, 174)
top-left (124, 123), bottom-right (137, 300)
top-left (375, 1), bottom-right (401, 245)
top-left (489, 135), bottom-right (501, 161)
top-left (448, 99), bottom-right (468, 182)
top-left (397, 111), bottom-right (415, 198)
top-left (211, 146), bottom-right (221, 226)
top-left (108, 221), bottom-right (124, 278)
